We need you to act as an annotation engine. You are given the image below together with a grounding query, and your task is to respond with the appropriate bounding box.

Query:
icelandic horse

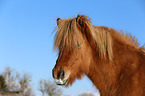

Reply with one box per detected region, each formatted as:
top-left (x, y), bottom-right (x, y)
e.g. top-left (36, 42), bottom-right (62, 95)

top-left (52, 15), bottom-right (145, 96)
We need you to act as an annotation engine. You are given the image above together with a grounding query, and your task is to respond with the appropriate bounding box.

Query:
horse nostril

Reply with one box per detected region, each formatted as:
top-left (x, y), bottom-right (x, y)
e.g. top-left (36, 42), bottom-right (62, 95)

top-left (59, 68), bottom-right (65, 80)
top-left (53, 68), bottom-right (65, 79)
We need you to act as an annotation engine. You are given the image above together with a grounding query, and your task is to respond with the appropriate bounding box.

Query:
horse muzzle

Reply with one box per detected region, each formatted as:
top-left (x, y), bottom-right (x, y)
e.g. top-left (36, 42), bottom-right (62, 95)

top-left (52, 68), bottom-right (70, 86)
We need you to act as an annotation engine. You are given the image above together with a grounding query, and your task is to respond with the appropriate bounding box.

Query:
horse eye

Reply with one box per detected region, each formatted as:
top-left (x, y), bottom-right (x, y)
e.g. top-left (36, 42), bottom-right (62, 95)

top-left (76, 41), bottom-right (82, 48)
top-left (77, 43), bottom-right (80, 47)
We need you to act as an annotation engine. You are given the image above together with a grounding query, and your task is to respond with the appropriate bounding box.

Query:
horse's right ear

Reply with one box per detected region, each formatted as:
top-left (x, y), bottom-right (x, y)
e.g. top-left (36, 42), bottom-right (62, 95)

top-left (57, 17), bottom-right (61, 25)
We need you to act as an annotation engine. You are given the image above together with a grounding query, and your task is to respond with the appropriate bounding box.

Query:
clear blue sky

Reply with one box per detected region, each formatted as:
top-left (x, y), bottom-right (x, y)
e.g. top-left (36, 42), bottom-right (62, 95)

top-left (0, 0), bottom-right (145, 96)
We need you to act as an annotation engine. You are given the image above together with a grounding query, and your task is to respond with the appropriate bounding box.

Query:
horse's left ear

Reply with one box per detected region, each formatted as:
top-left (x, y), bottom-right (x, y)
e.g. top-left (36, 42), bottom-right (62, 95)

top-left (76, 15), bottom-right (83, 25)
top-left (57, 17), bottom-right (61, 25)
top-left (76, 15), bottom-right (85, 29)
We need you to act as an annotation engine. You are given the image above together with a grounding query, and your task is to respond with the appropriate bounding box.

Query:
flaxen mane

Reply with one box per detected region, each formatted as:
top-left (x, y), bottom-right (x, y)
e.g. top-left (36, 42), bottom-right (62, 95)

top-left (54, 15), bottom-right (144, 60)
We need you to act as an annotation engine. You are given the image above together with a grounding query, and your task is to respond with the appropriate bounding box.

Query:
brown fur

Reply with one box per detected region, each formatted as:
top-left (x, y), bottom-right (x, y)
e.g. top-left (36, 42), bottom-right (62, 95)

top-left (53, 15), bottom-right (145, 96)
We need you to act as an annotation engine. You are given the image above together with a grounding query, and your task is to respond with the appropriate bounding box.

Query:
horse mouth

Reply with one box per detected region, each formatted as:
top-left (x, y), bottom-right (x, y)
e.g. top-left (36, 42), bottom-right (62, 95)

top-left (55, 78), bottom-right (68, 86)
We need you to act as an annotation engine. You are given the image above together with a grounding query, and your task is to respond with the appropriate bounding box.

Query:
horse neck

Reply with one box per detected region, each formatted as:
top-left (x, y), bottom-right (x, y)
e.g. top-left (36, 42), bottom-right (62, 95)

top-left (86, 54), bottom-right (117, 95)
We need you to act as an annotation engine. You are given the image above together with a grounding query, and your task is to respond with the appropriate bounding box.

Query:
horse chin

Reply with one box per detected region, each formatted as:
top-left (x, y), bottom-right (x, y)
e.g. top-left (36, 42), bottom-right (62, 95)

top-left (55, 78), bottom-right (69, 86)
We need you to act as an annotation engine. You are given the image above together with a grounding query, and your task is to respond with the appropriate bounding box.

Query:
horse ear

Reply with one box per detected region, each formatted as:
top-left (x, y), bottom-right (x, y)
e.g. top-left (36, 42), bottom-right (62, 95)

top-left (76, 15), bottom-right (84, 26)
top-left (57, 17), bottom-right (61, 25)
top-left (76, 15), bottom-right (86, 32)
